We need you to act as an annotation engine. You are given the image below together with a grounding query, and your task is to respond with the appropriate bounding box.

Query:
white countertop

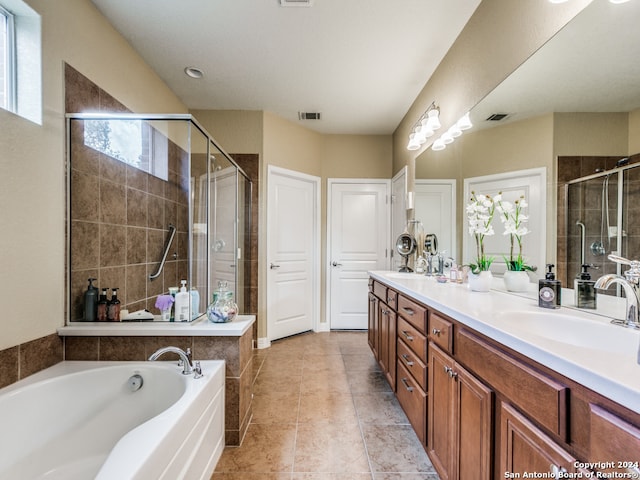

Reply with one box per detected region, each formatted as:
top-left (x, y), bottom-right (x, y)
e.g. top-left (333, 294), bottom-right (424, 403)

top-left (370, 271), bottom-right (640, 413)
top-left (57, 314), bottom-right (255, 337)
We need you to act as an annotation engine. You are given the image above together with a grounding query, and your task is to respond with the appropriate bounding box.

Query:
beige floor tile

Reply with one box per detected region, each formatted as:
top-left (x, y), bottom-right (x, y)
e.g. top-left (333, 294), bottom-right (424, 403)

top-left (297, 391), bottom-right (358, 424)
top-left (341, 353), bottom-right (381, 372)
top-left (292, 474), bottom-right (372, 480)
top-left (373, 474), bottom-right (439, 479)
top-left (253, 373), bottom-right (302, 395)
top-left (361, 425), bottom-right (436, 474)
top-left (252, 390), bottom-right (300, 424)
top-left (211, 473), bottom-right (292, 479)
top-left (294, 423), bottom-right (371, 473)
top-left (346, 369), bottom-right (393, 393)
top-left (352, 392), bottom-right (409, 425)
top-left (215, 424), bottom-right (297, 473)
top-left (300, 371), bottom-right (351, 393)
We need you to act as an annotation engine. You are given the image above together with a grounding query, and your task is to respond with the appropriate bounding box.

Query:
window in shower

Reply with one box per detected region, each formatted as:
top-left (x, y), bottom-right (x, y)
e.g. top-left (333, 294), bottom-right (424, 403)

top-left (0, 4), bottom-right (15, 112)
top-left (83, 119), bottom-right (168, 181)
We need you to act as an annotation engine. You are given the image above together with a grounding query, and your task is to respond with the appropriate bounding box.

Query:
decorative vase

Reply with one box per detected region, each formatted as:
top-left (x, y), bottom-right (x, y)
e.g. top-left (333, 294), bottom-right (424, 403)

top-left (468, 270), bottom-right (493, 292)
top-left (503, 270), bottom-right (530, 292)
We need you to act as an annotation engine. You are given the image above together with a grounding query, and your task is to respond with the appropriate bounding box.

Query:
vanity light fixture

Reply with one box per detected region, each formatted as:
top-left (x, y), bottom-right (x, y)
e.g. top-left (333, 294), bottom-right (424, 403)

top-left (184, 66), bottom-right (204, 79)
top-left (406, 102), bottom-right (441, 151)
top-left (457, 112), bottom-right (473, 130)
top-left (431, 137), bottom-right (446, 151)
top-left (448, 123), bottom-right (462, 138)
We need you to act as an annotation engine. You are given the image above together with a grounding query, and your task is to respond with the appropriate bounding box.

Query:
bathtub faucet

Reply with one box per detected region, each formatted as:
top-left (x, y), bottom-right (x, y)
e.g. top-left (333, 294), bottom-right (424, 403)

top-left (148, 346), bottom-right (203, 378)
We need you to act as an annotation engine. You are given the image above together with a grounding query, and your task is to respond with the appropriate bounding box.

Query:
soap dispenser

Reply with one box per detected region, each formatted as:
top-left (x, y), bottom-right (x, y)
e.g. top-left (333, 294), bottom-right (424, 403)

top-left (174, 280), bottom-right (191, 322)
top-left (107, 288), bottom-right (121, 321)
top-left (97, 288), bottom-right (108, 322)
top-left (83, 278), bottom-right (98, 322)
top-left (574, 264), bottom-right (597, 309)
top-left (539, 264), bottom-right (561, 309)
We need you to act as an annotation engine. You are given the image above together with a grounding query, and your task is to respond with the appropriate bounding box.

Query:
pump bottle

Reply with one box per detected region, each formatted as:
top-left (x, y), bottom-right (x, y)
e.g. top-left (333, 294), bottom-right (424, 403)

top-left (574, 264), bottom-right (597, 309)
top-left (539, 264), bottom-right (561, 309)
top-left (97, 288), bottom-right (108, 321)
top-left (107, 288), bottom-right (121, 321)
top-left (83, 278), bottom-right (98, 322)
top-left (174, 280), bottom-right (190, 322)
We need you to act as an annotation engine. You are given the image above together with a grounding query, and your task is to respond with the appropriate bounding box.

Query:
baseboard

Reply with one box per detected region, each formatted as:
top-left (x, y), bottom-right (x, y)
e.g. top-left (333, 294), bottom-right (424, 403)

top-left (316, 322), bottom-right (330, 332)
top-left (256, 337), bottom-right (271, 349)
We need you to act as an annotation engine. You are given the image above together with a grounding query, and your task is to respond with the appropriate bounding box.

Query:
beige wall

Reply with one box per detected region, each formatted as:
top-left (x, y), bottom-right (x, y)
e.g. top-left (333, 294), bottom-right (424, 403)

top-left (0, 0), bottom-right (186, 350)
top-left (628, 108), bottom-right (640, 155)
top-left (190, 110), bottom-right (263, 158)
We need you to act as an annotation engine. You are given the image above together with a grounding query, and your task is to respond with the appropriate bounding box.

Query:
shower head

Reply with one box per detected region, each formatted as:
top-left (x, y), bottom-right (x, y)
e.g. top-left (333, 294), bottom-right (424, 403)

top-left (616, 157), bottom-right (629, 167)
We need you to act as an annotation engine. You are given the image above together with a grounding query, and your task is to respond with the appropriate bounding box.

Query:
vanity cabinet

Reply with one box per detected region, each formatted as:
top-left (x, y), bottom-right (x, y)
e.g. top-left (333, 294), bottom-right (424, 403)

top-left (428, 343), bottom-right (493, 480)
top-left (369, 280), bottom-right (397, 390)
top-left (367, 290), bottom-right (379, 358)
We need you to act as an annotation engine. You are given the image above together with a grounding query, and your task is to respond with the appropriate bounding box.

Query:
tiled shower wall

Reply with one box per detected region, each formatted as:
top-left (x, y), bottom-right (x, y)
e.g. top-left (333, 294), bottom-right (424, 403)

top-left (557, 153), bottom-right (640, 285)
top-left (66, 64), bottom-right (190, 320)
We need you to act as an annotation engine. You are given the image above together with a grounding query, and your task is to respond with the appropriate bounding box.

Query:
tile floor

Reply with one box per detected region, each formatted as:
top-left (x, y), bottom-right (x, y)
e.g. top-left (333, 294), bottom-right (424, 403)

top-left (211, 331), bottom-right (439, 479)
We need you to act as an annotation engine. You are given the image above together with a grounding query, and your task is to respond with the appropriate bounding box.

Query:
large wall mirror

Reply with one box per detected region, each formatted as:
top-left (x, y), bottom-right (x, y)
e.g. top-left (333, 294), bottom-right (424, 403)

top-left (415, 0), bottom-right (640, 288)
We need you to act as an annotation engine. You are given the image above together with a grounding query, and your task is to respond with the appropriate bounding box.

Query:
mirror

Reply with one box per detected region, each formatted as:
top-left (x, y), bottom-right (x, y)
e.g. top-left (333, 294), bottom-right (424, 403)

top-left (415, 0), bottom-right (640, 284)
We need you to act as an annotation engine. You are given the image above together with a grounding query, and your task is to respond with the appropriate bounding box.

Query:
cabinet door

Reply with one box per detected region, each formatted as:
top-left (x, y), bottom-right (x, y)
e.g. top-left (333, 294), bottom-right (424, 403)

top-left (500, 402), bottom-right (578, 478)
top-left (590, 404), bottom-right (640, 477)
top-left (454, 364), bottom-right (493, 480)
top-left (428, 343), bottom-right (455, 480)
top-left (368, 292), bottom-right (379, 357)
top-left (378, 302), bottom-right (396, 388)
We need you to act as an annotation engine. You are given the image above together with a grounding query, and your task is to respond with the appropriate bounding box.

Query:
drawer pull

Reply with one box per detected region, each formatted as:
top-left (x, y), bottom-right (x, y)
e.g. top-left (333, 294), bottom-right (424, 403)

top-left (432, 328), bottom-right (441, 336)
top-left (444, 365), bottom-right (457, 378)
top-left (387, 296), bottom-right (394, 303)
top-left (401, 330), bottom-right (414, 341)
top-left (401, 377), bottom-right (414, 392)
top-left (401, 354), bottom-right (414, 366)
top-left (402, 307), bottom-right (415, 316)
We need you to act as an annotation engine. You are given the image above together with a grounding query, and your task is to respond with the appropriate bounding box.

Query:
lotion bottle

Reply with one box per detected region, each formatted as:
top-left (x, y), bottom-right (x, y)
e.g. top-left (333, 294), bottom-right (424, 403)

top-left (574, 264), bottom-right (597, 309)
top-left (174, 280), bottom-right (190, 322)
top-left (538, 264), bottom-right (561, 309)
top-left (83, 278), bottom-right (98, 322)
top-left (107, 288), bottom-right (121, 321)
top-left (97, 288), bottom-right (108, 321)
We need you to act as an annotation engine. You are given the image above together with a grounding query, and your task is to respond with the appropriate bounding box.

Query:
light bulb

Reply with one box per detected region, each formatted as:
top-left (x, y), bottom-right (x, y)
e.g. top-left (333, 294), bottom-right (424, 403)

top-left (432, 138), bottom-right (446, 151)
top-left (426, 109), bottom-right (441, 131)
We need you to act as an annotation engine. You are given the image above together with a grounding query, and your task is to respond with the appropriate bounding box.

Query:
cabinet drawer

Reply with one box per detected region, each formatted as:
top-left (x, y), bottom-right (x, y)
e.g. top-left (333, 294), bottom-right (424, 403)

top-left (397, 317), bottom-right (427, 360)
top-left (372, 281), bottom-right (387, 301)
top-left (386, 289), bottom-right (398, 310)
top-left (397, 294), bottom-right (427, 333)
top-left (397, 360), bottom-right (427, 444)
top-left (429, 312), bottom-right (453, 353)
top-left (456, 328), bottom-right (568, 439)
top-left (397, 337), bottom-right (427, 391)
top-left (590, 404), bottom-right (640, 475)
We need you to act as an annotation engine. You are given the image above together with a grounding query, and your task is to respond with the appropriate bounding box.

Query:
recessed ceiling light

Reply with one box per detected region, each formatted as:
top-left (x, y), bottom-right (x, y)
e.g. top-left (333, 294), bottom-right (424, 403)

top-left (184, 67), bottom-right (204, 79)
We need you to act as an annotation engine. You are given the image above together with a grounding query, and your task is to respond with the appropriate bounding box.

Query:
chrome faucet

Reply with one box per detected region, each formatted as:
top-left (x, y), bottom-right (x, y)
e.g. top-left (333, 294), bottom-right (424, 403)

top-left (594, 254), bottom-right (640, 329)
top-left (148, 346), bottom-right (203, 377)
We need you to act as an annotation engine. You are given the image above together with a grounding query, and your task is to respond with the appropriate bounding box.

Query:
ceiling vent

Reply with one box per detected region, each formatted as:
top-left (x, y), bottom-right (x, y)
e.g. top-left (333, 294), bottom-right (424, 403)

top-left (280, 0), bottom-right (313, 7)
top-left (486, 113), bottom-right (510, 122)
top-left (298, 112), bottom-right (321, 120)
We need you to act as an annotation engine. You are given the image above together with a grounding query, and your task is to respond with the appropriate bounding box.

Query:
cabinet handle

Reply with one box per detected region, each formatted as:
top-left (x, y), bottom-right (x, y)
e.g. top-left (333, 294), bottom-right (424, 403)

top-left (401, 377), bottom-right (414, 392)
top-left (402, 307), bottom-right (415, 316)
top-left (444, 365), bottom-right (457, 379)
top-left (387, 297), bottom-right (394, 303)
top-left (401, 354), bottom-right (414, 366)
top-left (401, 330), bottom-right (414, 341)
top-left (432, 328), bottom-right (441, 336)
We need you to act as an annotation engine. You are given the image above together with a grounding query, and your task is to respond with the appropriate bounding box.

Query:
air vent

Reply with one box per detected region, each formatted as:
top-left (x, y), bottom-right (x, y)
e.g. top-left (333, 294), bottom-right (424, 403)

top-left (486, 113), bottom-right (509, 121)
top-left (298, 112), bottom-right (321, 120)
top-left (280, 0), bottom-right (313, 6)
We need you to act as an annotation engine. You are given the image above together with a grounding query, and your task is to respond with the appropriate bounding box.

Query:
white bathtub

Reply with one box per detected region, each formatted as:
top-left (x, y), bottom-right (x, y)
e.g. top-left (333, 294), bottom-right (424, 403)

top-left (0, 359), bottom-right (225, 480)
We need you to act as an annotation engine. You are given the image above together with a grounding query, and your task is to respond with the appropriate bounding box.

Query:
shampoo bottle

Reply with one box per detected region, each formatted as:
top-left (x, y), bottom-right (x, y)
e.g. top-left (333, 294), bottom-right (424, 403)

top-left (574, 264), bottom-right (597, 309)
top-left (539, 264), bottom-right (561, 309)
top-left (174, 280), bottom-right (190, 322)
top-left (83, 278), bottom-right (98, 322)
top-left (190, 287), bottom-right (200, 320)
top-left (97, 288), bottom-right (108, 321)
top-left (107, 288), bottom-right (121, 321)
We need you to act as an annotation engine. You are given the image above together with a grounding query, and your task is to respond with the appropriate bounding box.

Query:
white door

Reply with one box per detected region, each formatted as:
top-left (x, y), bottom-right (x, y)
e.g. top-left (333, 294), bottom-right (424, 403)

top-left (414, 180), bottom-right (456, 260)
top-left (267, 167), bottom-right (320, 341)
top-left (211, 167), bottom-right (238, 297)
top-left (328, 180), bottom-right (390, 330)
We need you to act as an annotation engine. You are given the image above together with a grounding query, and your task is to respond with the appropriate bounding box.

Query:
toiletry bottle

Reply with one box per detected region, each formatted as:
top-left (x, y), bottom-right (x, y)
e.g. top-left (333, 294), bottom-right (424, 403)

top-left (190, 287), bottom-right (200, 321)
top-left (97, 288), bottom-right (108, 321)
top-left (575, 264), bottom-right (597, 309)
top-left (449, 262), bottom-right (458, 283)
top-left (539, 264), bottom-right (561, 309)
top-left (83, 278), bottom-right (98, 322)
top-left (168, 286), bottom-right (179, 321)
top-left (174, 280), bottom-right (190, 322)
top-left (107, 288), bottom-right (121, 321)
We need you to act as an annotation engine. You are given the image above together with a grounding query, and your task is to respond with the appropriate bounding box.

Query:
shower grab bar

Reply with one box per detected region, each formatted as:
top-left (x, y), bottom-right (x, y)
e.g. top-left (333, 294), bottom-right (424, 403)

top-left (576, 221), bottom-right (586, 266)
top-left (149, 224), bottom-right (177, 280)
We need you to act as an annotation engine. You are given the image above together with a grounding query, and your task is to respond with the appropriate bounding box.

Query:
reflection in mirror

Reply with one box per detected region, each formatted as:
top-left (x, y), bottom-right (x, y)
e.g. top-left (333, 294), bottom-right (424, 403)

top-left (415, 0), bottom-right (640, 310)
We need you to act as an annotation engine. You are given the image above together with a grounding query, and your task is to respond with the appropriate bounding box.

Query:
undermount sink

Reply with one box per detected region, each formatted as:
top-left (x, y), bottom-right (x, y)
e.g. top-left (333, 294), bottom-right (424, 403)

top-left (493, 310), bottom-right (639, 356)
top-left (385, 272), bottom-right (429, 280)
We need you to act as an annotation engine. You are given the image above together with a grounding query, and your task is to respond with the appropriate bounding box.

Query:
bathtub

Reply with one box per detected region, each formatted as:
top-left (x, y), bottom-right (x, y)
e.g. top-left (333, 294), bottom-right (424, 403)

top-left (0, 359), bottom-right (225, 480)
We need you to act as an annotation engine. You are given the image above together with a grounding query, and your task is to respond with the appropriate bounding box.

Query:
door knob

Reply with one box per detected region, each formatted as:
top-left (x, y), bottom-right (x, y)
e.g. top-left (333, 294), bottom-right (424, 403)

top-left (331, 261), bottom-right (343, 267)
top-left (270, 263), bottom-right (281, 269)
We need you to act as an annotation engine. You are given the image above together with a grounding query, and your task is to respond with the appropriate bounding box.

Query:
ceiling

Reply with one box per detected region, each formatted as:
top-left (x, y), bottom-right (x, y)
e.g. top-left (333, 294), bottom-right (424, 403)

top-left (470, 0), bottom-right (640, 131)
top-left (90, 0), bottom-right (480, 135)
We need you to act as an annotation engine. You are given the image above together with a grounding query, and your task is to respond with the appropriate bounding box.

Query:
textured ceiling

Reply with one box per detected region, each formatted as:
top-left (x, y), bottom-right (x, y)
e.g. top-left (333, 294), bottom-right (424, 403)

top-left (90, 0), bottom-right (481, 134)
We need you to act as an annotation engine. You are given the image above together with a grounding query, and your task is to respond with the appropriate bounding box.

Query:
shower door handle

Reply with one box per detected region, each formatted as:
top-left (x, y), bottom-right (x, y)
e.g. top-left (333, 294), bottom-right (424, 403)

top-left (270, 263), bottom-right (281, 269)
top-left (332, 261), bottom-right (343, 267)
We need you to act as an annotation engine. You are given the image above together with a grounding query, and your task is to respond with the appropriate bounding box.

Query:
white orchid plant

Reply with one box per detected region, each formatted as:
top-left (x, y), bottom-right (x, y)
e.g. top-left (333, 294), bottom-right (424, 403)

top-left (494, 193), bottom-right (534, 272)
top-left (466, 192), bottom-right (495, 273)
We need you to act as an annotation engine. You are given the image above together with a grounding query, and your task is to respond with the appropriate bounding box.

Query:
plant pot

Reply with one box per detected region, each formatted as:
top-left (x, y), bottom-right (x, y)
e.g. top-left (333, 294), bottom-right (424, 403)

top-left (468, 270), bottom-right (493, 292)
top-left (503, 270), bottom-right (529, 292)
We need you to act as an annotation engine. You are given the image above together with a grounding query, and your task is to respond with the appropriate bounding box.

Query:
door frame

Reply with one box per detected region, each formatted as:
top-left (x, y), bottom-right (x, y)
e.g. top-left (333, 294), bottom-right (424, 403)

top-left (325, 178), bottom-right (391, 330)
top-left (391, 167), bottom-right (408, 270)
top-left (266, 165), bottom-right (321, 342)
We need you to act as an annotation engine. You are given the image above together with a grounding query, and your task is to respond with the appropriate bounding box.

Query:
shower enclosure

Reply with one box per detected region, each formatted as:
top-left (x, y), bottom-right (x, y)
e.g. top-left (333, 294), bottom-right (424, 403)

top-left (66, 113), bottom-right (252, 323)
top-left (559, 159), bottom-right (640, 290)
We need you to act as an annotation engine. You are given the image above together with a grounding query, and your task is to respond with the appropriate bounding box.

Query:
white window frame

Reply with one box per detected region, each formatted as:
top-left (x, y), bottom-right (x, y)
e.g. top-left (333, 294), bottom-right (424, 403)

top-left (0, 4), bottom-right (16, 113)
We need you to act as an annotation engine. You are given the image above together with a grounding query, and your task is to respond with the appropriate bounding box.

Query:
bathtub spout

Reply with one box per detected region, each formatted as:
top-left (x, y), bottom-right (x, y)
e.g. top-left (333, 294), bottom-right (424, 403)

top-left (148, 346), bottom-right (201, 377)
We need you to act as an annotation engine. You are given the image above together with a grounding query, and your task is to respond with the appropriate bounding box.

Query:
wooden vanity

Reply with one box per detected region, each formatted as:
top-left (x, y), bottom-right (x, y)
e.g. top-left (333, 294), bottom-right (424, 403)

top-left (368, 272), bottom-right (640, 480)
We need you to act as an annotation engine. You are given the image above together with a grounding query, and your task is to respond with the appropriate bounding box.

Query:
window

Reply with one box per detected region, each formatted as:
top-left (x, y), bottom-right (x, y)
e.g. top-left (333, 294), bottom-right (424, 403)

top-left (0, 4), bottom-right (15, 112)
